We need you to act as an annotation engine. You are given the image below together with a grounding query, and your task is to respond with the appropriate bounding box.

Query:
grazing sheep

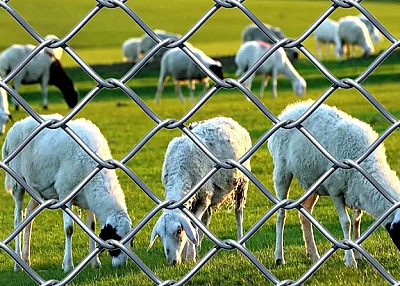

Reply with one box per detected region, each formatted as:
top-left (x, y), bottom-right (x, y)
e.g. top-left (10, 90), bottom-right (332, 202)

top-left (139, 29), bottom-right (181, 63)
top-left (241, 23), bottom-right (299, 62)
top-left (154, 46), bottom-right (224, 104)
top-left (3, 114), bottom-right (132, 272)
top-left (0, 76), bottom-right (11, 135)
top-left (0, 44), bottom-right (78, 110)
top-left (357, 14), bottom-right (381, 44)
top-left (268, 100), bottom-right (400, 268)
top-left (122, 37), bottom-right (141, 63)
top-left (235, 41), bottom-right (306, 99)
top-left (338, 16), bottom-right (375, 58)
top-left (148, 117), bottom-right (252, 266)
top-left (313, 18), bottom-right (342, 60)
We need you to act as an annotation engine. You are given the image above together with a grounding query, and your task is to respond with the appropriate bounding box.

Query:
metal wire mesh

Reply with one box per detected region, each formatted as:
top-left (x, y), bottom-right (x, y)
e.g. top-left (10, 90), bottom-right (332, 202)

top-left (0, 0), bottom-right (400, 285)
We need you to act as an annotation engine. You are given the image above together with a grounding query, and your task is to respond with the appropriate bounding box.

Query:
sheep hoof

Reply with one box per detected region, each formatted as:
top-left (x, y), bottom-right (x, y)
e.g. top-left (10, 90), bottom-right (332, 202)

top-left (14, 264), bottom-right (22, 272)
top-left (14, 105), bottom-right (19, 111)
top-left (43, 105), bottom-right (48, 110)
top-left (275, 258), bottom-right (285, 266)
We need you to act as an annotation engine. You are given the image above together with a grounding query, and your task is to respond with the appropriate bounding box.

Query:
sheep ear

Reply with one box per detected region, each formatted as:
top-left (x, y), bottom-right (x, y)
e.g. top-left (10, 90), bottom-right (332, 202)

top-left (148, 225), bottom-right (160, 250)
top-left (179, 215), bottom-right (198, 246)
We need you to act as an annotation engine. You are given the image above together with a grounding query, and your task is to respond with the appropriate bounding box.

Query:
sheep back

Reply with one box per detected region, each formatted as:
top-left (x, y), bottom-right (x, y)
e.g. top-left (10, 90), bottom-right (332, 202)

top-left (162, 116), bottom-right (251, 211)
top-left (3, 115), bottom-right (127, 216)
top-left (268, 100), bottom-right (400, 216)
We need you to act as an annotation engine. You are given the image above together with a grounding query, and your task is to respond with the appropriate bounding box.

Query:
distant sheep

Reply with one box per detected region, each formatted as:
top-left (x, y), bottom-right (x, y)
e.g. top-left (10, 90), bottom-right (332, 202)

top-left (268, 100), bottom-right (400, 268)
top-left (338, 16), bottom-right (375, 57)
top-left (3, 114), bottom-right (132, 272)
top-left (0, 44), bottom-right (78, 110)
top-left (0, 76), bottom-right (11, 135)
top-left (148, 116), bottom-right (252, 266)
top-left (313, 18), bottom-right (342, 60)
top-left (139, 29), bottom-right (181, 63)
top-left (357, 14), bottom-right (381, 44)
top-left (241, 23), bottom-right (299, 62)
top-left (235, 41), bottom-right (306, 99)
top-left (122, 37), bottom-right (141, 63)
top-left (155, 46), bottom-right (223, 103)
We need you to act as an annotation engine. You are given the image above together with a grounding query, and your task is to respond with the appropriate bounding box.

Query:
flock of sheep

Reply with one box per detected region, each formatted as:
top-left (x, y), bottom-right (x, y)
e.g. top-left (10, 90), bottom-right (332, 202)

top-left (4, 99), bottom-right (400, 271)
top-left (2, 13), bottom-right (398, 274)
top-left (121, 14), bottom-right (381, 102)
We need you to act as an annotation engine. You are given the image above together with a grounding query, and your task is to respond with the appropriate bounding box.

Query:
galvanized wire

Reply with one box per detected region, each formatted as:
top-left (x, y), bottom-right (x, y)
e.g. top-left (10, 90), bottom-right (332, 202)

top-left (0, 0), bottom-right (399, 285)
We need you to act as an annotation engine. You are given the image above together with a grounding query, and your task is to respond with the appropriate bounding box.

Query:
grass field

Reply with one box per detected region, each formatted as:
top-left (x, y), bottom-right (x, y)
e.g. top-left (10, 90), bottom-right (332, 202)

top-left (1, 0), bottom-right (400, 285)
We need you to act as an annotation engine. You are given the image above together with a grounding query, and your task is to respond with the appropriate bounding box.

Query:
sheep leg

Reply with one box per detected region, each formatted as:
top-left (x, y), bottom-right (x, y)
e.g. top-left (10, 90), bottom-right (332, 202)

top-left (243, 74), bottom-right (255, 101)
top-left (188, 80), bottom-right (195, 102)
top-left (271, 69), bottom-right (278, 98)
top-left (11, 82), bottom-right (21, 111)
top-left (87, 210), bottom-right (101, 268)
top-left (174, 82), bottom-right (185, 103)
top-left (258, 75), bottom-right (269, 99)
top-left (331, 195), bottom-right (357, 268)
top-left (154, 75), bottom-right (168, 104)
top-left (274, 167), bottom-right (293, 265)
top-left (299, 193), bottom-right (320, 261)
top-left (12, 185), bottom-right (25, 271)
top-left (235, 179), bottom-right (248, 247)
top-left (202, 80), bottom-right (209, 95)
top-left (62, 201), bottom-right (74, 272)
top-left (22, 198), bottom-right (39, 267)
top-left (316, 41), bottom-right (322, 60)
top-left (40, 79), bottom-right (49, 109)
top-left (352, 208), bottom-right (363, 260)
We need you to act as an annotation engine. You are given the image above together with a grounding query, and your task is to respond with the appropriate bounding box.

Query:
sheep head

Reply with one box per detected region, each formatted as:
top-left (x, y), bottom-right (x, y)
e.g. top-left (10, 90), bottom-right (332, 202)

top-left (99, 213), bottom-right (132, 268)
top-left (209, 62), bottom-right (224, 80)
top-left (292, 77), bottom-right (307, 96)
top-left (386, 210), bottom-right (400, 252)
top-left (148, 210), bottom-right (198, 266)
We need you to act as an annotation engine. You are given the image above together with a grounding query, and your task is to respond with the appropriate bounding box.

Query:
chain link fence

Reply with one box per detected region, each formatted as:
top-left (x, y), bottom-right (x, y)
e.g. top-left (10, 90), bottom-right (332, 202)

top-left (0, 0), bottom-right (399, 285)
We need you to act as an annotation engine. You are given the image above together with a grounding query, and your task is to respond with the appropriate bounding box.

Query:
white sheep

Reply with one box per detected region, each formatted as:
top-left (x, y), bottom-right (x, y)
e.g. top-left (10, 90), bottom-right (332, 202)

top-left (357, 14), bottom-right (381, 44)
top-left (121, 37), bottom-right (141, 63)
top-left (241, 23), bottom-right (299, 62)
top-left (148, 116), bottom-right (252, 266)
top-left (0, 44), bottom-right (78, 110)
top-left (0, 76), bottom-right (11, 135)
top-left (139, 29), bottom-right (181, 63)
top-left (338, 16), bottom-right (375, 58)
top-left (154, 46), bottom-right (224, 104)
top-left (312, 18), bottom-right (342, 60)
top-left (235, 41), bottom-right (306, 99)
top-left (268, 100), bottom-right (400, 268)
top-left (3, 114), bottom-right (132, 272)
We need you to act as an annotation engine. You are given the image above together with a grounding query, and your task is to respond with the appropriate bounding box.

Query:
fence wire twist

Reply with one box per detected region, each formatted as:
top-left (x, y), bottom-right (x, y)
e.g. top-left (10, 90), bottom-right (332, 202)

top-left (0, 0), bottom-right (399, 285)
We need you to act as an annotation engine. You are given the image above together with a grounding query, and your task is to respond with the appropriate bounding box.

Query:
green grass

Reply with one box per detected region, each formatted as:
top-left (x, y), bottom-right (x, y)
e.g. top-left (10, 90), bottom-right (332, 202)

top-left (1, 0), bottom-right (400, 285)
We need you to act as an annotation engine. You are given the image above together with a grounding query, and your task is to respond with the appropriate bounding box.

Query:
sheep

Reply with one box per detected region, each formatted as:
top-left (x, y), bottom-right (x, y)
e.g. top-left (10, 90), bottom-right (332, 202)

top-left (148, 116), bottom-right (252, 266)
top-left (0, 76), bottom-right (11, 135)
top-left (154, 46), bottom-right (224, 104)
top-left (235, 41), bottom-right (306, 99)
top-left (139, 29), bottom-right (181, 63)
top-left (357, 14), bottom-right (381, 44)
top-left (3, 114), bottom-right (132, 272)
top-left (312, 18), bottom-right (342, 60)
top-left (338, 16), bottom-right (375, 58)
top-left (268, 100), bottom-right (400, 268)
top-left (121, 37), bottom-right (141, 63)
top-left (0, 44), bottom-right (78, 110)
top-left (241, 23), bottom-right (299, 62)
